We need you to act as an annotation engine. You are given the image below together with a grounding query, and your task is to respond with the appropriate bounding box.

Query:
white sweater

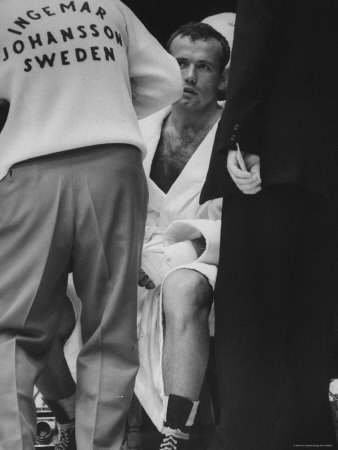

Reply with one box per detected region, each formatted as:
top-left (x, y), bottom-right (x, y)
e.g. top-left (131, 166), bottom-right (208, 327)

top-left (0, 0), bottom-right (182, 179)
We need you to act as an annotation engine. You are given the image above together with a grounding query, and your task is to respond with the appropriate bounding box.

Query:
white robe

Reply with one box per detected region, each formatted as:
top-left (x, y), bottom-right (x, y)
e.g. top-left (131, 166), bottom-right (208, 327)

top-left (135, 106), bottom-right (223, 430)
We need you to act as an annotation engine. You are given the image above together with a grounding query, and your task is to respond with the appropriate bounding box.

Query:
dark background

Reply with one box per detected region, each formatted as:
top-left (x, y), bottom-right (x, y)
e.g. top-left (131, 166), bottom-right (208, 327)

top-left (123, 0), bottom-right (237, 44)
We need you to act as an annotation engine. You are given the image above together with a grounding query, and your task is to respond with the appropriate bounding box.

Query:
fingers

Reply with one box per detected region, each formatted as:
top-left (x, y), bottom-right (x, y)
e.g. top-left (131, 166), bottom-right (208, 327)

top-left (227, 150), bottom-right (252, 179)
top-left (241, 184), bottom-right (262, 195)
top-left (227, 150), bottom-right (262, 195)
top-left (228, 171), bottom-right (260, 188)
top-left (249, 162), bottom-right (261, 182)
top-left (138, 269), bottom-right (155, 289)
top-left (228, 172), bottom-right (262, 194)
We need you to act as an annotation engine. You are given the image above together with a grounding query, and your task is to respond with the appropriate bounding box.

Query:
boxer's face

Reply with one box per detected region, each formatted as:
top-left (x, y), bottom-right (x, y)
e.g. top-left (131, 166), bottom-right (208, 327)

top-left (169, 35), bottom-right (224, 111)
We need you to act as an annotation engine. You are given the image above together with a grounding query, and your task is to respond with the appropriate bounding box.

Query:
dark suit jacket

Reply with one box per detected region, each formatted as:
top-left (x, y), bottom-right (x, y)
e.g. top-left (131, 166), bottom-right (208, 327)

top-left (201, 0), bottom-right (338, 203)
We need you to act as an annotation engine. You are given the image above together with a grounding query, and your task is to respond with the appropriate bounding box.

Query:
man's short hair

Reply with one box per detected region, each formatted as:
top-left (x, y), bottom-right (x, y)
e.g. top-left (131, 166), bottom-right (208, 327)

top-left (166, 22), bottom-right (230, 73)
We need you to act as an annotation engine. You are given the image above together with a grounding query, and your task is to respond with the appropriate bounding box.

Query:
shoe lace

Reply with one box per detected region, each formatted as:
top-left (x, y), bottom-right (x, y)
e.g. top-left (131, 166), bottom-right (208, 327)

top-left (160, 434), bottom-right (179, 450)
top-left (54, 423), bottom-right (74, 450)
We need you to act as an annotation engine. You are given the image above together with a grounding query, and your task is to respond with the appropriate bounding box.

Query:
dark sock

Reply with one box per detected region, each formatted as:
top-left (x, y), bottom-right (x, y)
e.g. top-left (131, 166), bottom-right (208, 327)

top-left (164, 394), bottom-right (194, 433)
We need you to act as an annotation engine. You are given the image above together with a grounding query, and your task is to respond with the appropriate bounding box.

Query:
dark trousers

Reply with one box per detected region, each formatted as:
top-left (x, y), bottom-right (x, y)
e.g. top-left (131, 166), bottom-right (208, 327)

top-left (210, 184), bottom-right (338, 450)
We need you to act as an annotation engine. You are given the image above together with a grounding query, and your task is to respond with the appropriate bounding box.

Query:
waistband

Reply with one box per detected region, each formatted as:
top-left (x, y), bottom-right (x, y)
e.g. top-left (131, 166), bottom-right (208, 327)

top-left (11, 143), bottom-right (140, 169)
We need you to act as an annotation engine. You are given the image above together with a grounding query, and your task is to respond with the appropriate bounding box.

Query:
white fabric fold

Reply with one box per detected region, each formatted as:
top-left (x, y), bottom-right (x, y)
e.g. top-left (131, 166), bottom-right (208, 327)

top-left (134, 107), bottom-right (223, 429)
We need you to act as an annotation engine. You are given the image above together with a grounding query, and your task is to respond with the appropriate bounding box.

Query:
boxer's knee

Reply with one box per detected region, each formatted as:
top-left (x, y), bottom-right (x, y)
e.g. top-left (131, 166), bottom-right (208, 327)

top-left (162, 269), bottom-right (212, 325)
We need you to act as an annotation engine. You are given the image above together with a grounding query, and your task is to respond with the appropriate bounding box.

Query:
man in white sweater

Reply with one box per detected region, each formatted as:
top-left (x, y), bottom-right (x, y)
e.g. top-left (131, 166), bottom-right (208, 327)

top-left (0, 1), bottom-right (181, 449)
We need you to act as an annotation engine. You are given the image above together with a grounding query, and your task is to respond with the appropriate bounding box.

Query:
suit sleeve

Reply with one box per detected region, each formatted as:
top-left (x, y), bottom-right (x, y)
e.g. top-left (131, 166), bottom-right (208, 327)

top-left (200, 0), bottom-right (284, 202)
top-left (215, 0), bottom-right (284, 155)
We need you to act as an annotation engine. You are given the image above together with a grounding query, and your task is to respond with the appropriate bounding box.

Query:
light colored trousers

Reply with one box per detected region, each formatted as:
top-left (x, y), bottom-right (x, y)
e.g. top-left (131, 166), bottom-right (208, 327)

top-left (0, 144), bottom-right (148, 450)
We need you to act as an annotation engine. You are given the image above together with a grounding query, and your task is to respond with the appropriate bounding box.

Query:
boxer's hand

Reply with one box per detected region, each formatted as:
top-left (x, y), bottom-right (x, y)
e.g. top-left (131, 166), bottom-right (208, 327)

top-left (138, 268), bottom-right (155, 290)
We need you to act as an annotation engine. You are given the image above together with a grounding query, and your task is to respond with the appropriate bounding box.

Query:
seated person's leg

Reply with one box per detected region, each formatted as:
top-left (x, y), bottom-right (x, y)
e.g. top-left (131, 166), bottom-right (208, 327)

top-left (36, 295), bottom-right (76, 449)
top-left (161, 269), bottom-right (213, 444)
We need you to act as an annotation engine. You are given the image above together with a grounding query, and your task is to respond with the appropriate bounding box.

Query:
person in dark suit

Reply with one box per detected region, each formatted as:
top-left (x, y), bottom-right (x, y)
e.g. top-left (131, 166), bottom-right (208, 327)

top-left (200, 1), bottom-right (338, 449)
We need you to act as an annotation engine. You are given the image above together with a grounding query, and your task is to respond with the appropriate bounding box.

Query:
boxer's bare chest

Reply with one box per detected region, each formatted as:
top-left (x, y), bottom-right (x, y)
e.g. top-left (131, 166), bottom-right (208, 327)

top-left (150, 119), bottom-right (207, 194)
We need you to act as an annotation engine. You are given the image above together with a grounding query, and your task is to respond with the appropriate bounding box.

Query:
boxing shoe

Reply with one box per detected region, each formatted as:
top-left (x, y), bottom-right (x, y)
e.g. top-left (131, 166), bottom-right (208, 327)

top-left (159, 427), bottom-right (190, 450)
top-left (54, 420), bottom-right (76, 450)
